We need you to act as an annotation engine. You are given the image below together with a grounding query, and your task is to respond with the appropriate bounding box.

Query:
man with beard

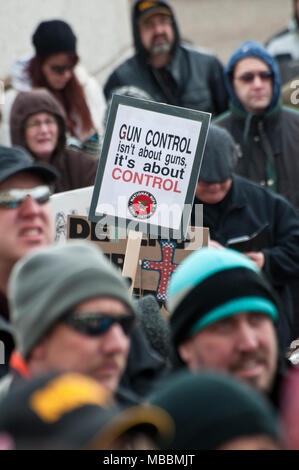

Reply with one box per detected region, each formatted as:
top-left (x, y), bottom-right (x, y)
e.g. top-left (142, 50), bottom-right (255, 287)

top-left (104, 1), bottom-right (228, 116)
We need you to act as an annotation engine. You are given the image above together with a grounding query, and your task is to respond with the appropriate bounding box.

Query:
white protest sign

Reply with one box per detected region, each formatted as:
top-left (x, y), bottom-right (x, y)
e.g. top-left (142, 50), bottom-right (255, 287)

top-left (50, 186), bottom-right (93, 243)
top-left (89, 95), bottom-right (210, 239)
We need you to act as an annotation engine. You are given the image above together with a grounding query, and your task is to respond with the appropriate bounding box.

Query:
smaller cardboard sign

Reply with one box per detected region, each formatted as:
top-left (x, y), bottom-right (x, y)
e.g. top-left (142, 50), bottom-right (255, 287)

top-left (50, 186), bottom-right (94, 244)
top-left (67, 215), bottom-right (209, 305)
top-left (88, 95), bottom-right (211, 240)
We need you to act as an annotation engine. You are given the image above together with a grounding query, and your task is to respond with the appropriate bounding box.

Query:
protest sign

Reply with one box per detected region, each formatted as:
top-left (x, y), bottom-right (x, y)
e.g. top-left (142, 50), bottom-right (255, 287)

top-left (68, 215), bottom-right (209, 305)
top-left (50, 186), bottom-right (94, 243)
top-left (88, 95), bottom-right (210, 240)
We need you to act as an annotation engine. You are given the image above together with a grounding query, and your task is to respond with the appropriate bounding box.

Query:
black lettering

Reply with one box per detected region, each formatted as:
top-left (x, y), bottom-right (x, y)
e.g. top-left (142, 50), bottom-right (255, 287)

top-left (69, 217), bottom-right (90, 239)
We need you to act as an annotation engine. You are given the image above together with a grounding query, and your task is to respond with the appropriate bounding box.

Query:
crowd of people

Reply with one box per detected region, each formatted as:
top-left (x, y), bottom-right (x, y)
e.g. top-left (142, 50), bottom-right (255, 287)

top-left (0, 0), bottom-right (299, 451)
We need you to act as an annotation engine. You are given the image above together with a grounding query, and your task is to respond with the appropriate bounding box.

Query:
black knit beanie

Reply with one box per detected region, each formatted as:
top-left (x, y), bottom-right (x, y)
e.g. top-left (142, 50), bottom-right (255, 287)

top-left (199, 125), bottom-right (235, 183)
top-left (32, 19), bottom-right (77, 57)
top-left (150, 370), bottom-right (279, 450)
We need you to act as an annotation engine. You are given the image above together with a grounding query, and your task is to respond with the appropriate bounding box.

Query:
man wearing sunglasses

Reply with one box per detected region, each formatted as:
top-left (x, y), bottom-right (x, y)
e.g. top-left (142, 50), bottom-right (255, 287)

top-left (0, 241), bottom-right (137, 403)
top-left (0, 145), bottom-right (58, 379)
top-left (215, 40), bottom-right (299, 212)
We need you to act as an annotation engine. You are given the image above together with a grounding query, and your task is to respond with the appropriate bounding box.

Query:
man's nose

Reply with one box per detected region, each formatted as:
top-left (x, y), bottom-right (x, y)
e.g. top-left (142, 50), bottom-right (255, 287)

top-left (252, 74), bottom-right (264, 87)
top-left (235, 323), bottom-right (259, 351)
top-left (153, 20), bottom-right (166, 34)
top-left (19, 195), bottom-right (41, 216)
top-left (100, 323), bottom-right (130, 354)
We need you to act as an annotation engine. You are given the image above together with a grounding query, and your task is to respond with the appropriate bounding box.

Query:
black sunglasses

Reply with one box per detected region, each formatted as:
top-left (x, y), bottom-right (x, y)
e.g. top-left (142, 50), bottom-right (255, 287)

top-left (235, 70), bottom-right (273, 83)
top-left (49, 65), bottom-right (74, 75)
top-left (62, 311), bottom-right (136, 337)
top-left (0, 185), bottom-right (52, 209)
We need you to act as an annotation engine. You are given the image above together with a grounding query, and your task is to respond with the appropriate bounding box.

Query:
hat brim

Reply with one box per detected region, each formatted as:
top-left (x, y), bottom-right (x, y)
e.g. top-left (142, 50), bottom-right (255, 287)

top-left (0, 163), bottom-right (59, 186)
top-left (84, 404), bottom-right (174, 450)
top-left (138, 7), bottom-right (172, 23)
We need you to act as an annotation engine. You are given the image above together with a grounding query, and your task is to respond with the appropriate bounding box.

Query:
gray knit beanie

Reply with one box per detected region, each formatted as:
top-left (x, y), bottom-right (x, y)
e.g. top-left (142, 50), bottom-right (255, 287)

top-left (199, 125), bottom-right (235, 183)
top-left (8, 241), bottom-right (136, 358)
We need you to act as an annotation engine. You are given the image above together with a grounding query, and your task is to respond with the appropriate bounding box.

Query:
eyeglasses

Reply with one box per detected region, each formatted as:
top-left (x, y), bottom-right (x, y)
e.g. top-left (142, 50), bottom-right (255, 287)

top-left (62, 312), bottom-right (136, 337)
top-left (25, 117), bottom-right (57, 130)
top-left (0, 185), bottom-right (52, 209)
top-left (49, 64), bottom-right (74, 75)
top-left (235, 71), bottom-right (273, 83)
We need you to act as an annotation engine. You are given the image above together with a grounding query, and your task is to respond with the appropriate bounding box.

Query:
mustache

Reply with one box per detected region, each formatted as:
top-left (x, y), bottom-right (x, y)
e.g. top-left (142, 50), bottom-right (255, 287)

top-left (228, 351), bottom-right (268, 372)
top-left (151, 33), bottom-right (169, 44)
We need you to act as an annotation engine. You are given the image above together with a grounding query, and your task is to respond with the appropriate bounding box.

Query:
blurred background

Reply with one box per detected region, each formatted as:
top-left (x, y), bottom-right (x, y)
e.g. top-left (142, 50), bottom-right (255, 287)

top-left (0, 0), bottom-right (292, 84)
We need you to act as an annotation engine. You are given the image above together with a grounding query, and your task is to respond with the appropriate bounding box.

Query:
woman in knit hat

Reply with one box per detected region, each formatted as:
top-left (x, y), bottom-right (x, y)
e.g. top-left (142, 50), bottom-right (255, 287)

top-left (1, 19), bottom-right (105, 156)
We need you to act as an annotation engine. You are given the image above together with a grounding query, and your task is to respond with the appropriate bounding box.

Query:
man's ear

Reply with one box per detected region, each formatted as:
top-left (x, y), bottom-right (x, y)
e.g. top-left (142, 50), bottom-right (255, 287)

top-left (26, 335), bottom-right (50, 365)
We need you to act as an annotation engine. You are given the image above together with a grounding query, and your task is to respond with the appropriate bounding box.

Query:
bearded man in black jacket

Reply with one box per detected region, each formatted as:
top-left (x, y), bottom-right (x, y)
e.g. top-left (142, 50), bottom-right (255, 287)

top-left (104, 0), bottom-right (228, 117)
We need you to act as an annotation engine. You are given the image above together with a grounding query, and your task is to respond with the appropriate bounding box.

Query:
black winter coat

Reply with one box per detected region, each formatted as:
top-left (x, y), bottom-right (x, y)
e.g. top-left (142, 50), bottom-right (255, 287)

top-left (215, 104), bottom-right (299, 210)
top-left (104, 44), bottom-right (228, 117)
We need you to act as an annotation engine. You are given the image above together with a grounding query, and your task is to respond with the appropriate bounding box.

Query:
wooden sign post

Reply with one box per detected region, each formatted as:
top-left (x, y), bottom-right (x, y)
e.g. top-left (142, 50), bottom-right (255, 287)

top-left (122, 230), bottom-right (143, 295)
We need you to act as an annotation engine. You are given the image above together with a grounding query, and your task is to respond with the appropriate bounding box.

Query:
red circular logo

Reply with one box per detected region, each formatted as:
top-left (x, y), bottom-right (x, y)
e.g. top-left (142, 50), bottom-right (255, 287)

top-left (128, 191), bottom-right (157, 219)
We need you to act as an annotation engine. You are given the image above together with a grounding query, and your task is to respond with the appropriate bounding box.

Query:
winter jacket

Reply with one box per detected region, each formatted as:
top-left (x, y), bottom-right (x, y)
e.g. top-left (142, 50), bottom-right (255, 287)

top-left (215, 104), bottom-right (299, 210)
top-left (104, 0), bottom-right (228, 117)
top-left (266, 12), bottom-right (299, 84)
top-left (192, 174), bottom-right (299, 350)
top-left (9, 88), bottom-right (98, 194)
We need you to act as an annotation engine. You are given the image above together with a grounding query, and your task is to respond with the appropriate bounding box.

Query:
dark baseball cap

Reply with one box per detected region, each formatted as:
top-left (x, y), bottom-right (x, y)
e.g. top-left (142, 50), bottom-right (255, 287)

top-left (0, 372), bottom-right (174, 450)
top-left (135, 1), bottom-right (172, 23)
top-left (0, 145), bottom-right (58, 185)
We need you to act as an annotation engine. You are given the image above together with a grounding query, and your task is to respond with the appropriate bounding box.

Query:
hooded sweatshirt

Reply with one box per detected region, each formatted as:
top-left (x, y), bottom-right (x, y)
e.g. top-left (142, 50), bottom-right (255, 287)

top-left (214, 40), bottom-right (299, 210)
top-left (9, 89), bottom-right (98, 193)
top-left (104, 0), bottom-right (228, 116)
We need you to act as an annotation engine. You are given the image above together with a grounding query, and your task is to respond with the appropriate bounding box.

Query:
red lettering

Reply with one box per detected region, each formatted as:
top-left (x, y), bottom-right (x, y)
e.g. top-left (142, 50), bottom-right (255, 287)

top-left (152, 177), bottom-right (162, 189)
top-left (144, 174), bottom-right (153, 186)
top-left (163, 179), bottom-right (173, 191)
top-left (173, 181), bottom-right (181, 193)
top-left (112, 167), bottom-right (121, 180)
top-left (133, 172), bottom-right (144, 184)
top-left (122, 170), bottom-right (133, 182)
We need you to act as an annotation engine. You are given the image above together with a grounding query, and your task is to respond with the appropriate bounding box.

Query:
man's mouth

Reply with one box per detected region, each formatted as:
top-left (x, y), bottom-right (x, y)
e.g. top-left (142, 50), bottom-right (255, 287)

top-left (21, 228), bottom-right (41, 236)
top-left (152, 34), bottom-right (168, 45)
top-left (19, 227), bottom-right (45, 242)
top-left (231, 359), bottom-right (266, 379)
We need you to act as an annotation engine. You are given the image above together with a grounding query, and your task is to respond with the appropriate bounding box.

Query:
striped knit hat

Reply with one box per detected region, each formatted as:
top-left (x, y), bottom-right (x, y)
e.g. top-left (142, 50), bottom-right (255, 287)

top-left (167, 248), bottom-right (278, 349)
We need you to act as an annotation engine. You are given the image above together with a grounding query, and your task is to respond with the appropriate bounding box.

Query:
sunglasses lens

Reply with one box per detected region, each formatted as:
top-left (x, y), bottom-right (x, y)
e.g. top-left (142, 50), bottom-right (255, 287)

top-left (238, 71), bottom-right (273, 82)
top-left (240, 73), bottom-right (254, 82)
top-left (0, 186), bottom-right (51, 209)
top-left (119, 315), bottom-right (136, 335)
top-left (50, 65), bottom-right (73, 74)
top-left (63, 313), bottom-right (135, 337)
top-left (32, 186), bottom-right (52, 204)
top-left (260, 71), bottom-right (273, 79)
